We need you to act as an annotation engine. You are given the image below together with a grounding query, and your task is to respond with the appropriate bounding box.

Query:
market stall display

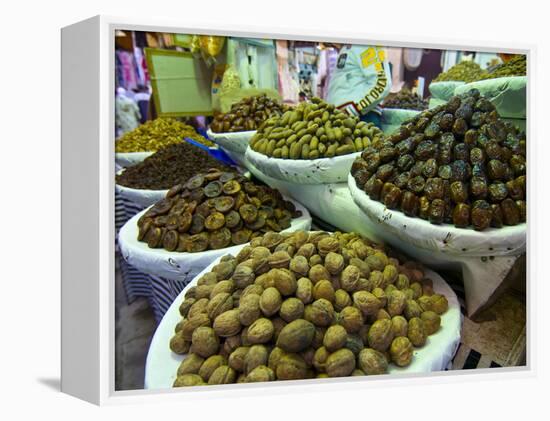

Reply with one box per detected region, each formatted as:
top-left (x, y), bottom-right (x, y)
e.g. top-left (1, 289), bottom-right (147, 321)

top-left (210, 94), bottom-right (288, 133)
top-left (430, 56), bottom-right (527, 118)
top-left (250, 97), bottom-right (383, 159)
top-left (433, 61), bottom-right (487, 83)
top-left (115, 169), bottom-right (169, 208)
top-left (380, 108), bottom-right (421, 136)
top-left (136, 170), bottom-right (304, 253)
top-left (348, 173), bottom-right (525, 316)
top-left (116, 142), bottom-right (233, 190)
top-left (382, 88), bottom-right (429, 111)
top-left (429, 62), bottom-right (484, 108)
top-left (245, 97), bottom-right (384, 184)
top-left (118, 196), bottom-right (311, 282)
top-left (115, 118), bottom-right (213, 167)
top-left (453, 77), bottom-right (527, 121)
top-left (351, 89), bottom-right (526, 231)
top-left (144, 230), bottom-right (461, 389)
top-left (244, 158), bottom-right (523, 317)
top-left (109, 33), bottom-right (529, 391)
top-left (478, 55), bottom-right (526, 80)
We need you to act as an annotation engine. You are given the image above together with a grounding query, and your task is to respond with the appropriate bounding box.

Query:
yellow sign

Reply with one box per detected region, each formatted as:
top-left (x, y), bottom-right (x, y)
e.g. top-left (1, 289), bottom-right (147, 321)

top-left (361, 47), bottom-right (385, 68)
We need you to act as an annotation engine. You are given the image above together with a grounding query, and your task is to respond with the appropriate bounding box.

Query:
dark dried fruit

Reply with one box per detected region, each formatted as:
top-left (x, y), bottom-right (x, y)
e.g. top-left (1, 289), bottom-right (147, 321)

top-left (471, 200), bottom-right (492, 231)
top-left (452, 203), bottom-right (470, 228)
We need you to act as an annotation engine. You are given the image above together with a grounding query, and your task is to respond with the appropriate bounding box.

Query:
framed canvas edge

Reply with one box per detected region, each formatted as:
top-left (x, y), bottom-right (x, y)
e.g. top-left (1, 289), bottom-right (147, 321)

top-left (79, 15), bottom-right (536, 405)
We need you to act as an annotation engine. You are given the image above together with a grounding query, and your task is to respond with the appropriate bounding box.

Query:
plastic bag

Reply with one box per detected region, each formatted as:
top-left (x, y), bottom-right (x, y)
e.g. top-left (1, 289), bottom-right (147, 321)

top-left (381, 108), bottom-right (421, 134)
top-left (453, 76), bottom-right (526, 119)
top-left (429, 81), bottom-right (465, 101)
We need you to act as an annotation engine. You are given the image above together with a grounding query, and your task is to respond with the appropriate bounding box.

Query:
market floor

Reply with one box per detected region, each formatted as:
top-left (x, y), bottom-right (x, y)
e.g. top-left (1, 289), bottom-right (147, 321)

top-left (115, 269), bottom-right (156, 391)
top-left (114, 269), bottom-right (526, 391)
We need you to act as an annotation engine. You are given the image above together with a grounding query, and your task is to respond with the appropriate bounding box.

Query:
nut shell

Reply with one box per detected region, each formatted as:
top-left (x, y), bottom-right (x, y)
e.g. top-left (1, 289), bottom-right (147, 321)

top-left (260, 287), bottom-right (283, 316)
top-left (177, 353), bottom-right (204, 376)
top-left (407, 317), bottom-right (427, 347)
top-left (191, 326), bottom-right (220, 358)
top-left (304, 299), bottom-right (334, 327)
top-left (213, 309), bottom-right (242, 338)
top-left (280, 297), bottom-right (305, 322)
top-left (239, 293), bottom-right (261, 326)
top-left (421, 311), bottom-right (441, 335)
top-left (367, 319), bottom-right (394, 352)
top-left (276, 319), bottom-right (315, 353)
top-left (338, 306), bottom-right (364, 333)
top-left (208, 365), bottom-right (237, 385)
top-left (323, 325), bottom-right (348, 352)
top-left (390, 336), bottom-right (413, 367)
top-left (358, 348), bottom-right (388, 375)
top-left (246, 365), bottom-right (275, 382)
top-left (247, 318), bottom-right (275, 344)
top-left (276, 354), bottom-right (309, 380)
top-left (325, 349), bottom-right (356, 377)
top-left (199, 355), bottom-right (227, 382)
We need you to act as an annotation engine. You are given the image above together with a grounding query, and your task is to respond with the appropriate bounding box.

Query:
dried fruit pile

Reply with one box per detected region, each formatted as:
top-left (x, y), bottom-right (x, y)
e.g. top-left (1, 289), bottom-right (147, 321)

top-left (352, 89), bottom-right (526, 230)
top-left (479, 55), bottom-right (526, 80)
top-left (116, 142), bottom-right (232, 190)
top-left (115, 118), bottom-right (213, 152)
top-left (382, 89), bottom-right (429, 111)
top-left (433, 56), bottom-right (526, 84)
top-left (433, 61), bottom-right (487, 83)
top-left (136, 171), bottom-right (302, 253)
top-left (210, 94), bottom-right (288, 133)
top-left (169, 231), bottom-right (448, 386)
top-left (249, 97), bottom-right (383, 159)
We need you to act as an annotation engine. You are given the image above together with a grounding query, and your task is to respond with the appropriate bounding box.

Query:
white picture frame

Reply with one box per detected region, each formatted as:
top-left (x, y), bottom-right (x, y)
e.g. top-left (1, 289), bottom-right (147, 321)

top-left (61, 15), bottom-right (534, 405)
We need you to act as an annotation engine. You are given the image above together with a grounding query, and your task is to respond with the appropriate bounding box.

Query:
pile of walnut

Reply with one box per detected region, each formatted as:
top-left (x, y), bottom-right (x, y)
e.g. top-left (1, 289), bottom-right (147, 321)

top-left (169, 231), bottom-right (448, 386)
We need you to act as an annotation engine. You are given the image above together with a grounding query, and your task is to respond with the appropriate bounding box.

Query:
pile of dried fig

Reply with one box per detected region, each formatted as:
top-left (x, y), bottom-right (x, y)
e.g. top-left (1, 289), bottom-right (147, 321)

top-left (137, 171), bottom-right (302, 252)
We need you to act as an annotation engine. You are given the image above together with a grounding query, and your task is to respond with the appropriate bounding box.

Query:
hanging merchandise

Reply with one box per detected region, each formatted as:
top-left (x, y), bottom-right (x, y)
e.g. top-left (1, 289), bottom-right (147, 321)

top-left (386, 47), bottom-right (405, 93)
top-left (227, 38), bottom-right (277, 90)
top-left (190, 35), bottom-right (201, 54)
top-left (276, 40), bottom-right (300, 104)
top-left (214, 38), bottom-right (279, 112)
top-left (321, 48), bottom-right (339, 100)
top-left (211, 63), bottom-right (228, 112)
top-left (220, 64), bottom-right (241, 95)
top-left (403, 48), bottom-right (423, 71)
top-left (162, 33), bottom-right (175, 48)
top-left (326, 45), bottom-right (392, 118)
top-left (146, 33), bottom-right (160, 48)
top-left (116, 50), bottom-right (139, 91)
top-left (189, 35), bottom-right (226, 66)
top-left (133, 47), bottom-right (148, 86)
top-left (200, 35), bottom-right (226, 62)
